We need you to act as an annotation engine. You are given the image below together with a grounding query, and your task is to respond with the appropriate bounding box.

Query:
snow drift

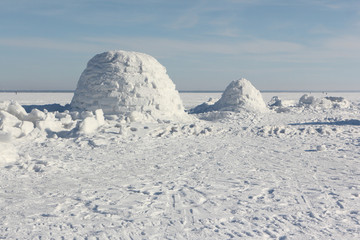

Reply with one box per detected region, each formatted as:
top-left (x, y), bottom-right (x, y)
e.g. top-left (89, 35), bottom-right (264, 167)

top-left (190, 78), bottom-right (267, 113)
top-left (71, 50), bottom-right (189, 122)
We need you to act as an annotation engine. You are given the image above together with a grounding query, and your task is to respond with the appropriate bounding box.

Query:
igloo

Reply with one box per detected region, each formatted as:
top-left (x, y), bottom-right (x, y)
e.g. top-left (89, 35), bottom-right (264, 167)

top-left (71, 50), bottom-right (190, 122)
top-left (190, 78), bottom-right (267, 113)
top-left (212, 78), bottom-right (267, 112)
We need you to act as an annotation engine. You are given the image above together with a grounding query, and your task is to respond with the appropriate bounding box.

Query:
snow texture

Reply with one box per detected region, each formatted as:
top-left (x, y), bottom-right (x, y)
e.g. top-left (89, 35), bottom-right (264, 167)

top-left (190, 78), bottom-right (267, 113)
top-left (71, 50), bottom-right (190, 122)
top-left (0, 131), bottom-right (17, 164)
top-left (1, 91), bottom-right (360, 239)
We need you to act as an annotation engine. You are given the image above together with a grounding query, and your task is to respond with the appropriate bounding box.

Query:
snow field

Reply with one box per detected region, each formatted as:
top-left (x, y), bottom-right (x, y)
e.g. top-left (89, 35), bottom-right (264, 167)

top-left (1, 107), bottom-right (360, 239)
top-left (0, 90), bottom-right (360, 238)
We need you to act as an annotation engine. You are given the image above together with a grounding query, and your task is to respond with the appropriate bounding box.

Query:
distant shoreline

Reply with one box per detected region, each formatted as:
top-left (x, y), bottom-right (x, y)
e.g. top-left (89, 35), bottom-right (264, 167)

top-left (1, 90), bottom-right (360, 93)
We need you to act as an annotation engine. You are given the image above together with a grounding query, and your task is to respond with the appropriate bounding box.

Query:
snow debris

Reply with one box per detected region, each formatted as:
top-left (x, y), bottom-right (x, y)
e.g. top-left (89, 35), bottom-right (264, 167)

top-left (269, 94), bottom-right (351, 113)
top-left (1, 110), bottom-right (26, 138)
top-left (190, 78), bottom-right (267, 113)
top-left (6, 101), bottom-right (27, 120)
top-left (0, 142), bottom-right (18, 164)
top-left (0, 131), bottom-right (17, 164)
top-left (316, 145), bottom-right (327, 151)
top-left (26, 108), bottom-right (46, 123)
top-left (71, 50), bottom-right (190, 123)
top-left (298, 94), bottom-right (351, 110)
top-left (78, 109), bottom-right (105, 134)
top-left (299, 94), bottom-right (351, 110)
top-left (268, 96), bottom-right (297, 113)
top-left (0, 99), bottom-right (109, 137)
top-left (257, 125), bottom-right (292, 136)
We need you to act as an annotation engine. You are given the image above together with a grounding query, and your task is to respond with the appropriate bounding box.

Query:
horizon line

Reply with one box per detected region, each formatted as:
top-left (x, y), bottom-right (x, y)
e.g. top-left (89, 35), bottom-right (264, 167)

top-left (1, 90), bottom-right (360, 93)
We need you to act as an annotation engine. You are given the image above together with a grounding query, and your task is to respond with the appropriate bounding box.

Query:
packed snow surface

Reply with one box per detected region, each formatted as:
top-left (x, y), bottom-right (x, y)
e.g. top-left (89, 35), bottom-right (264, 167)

top-left (190, 78), bottom-right (267, 113)
top-left (1, 91), bottom-right (360, 239)
top-left (71, 50), bottom-right (189, 122)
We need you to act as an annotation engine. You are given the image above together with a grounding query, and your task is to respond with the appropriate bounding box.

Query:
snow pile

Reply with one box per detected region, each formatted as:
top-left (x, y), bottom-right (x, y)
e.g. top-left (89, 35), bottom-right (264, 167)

top-left (268, 96), bottom-right (297, 113)
top-left (1, 101), bottom-right (34, 138)
top-left (78, 109), bottom-right (105, 134)
top-left (0, 132), bottom-right (18, 164)
top-left (188, 97), bottom-right (218, 114)
top-left (299, 94), bottom-right (351, 110)
top-left (190, 78), bottom-right (267, 113)
top-left (0, 100), bottom-right (106, 138)
top-left (71, 50), bottom-right (190, 123)
top-left (269, 94), bottom-right (351, 113)
top-left (268, 96), bottom-right (297, 108)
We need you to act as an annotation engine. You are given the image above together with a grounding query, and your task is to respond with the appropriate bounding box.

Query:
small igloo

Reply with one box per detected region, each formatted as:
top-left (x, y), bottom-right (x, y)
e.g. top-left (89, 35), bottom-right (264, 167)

top-left (190, 78), bottom-right (267, 113)
top-left (71, 50), bottom-right (190, 122)
top-left (212, 78), bottom-right (267, 112)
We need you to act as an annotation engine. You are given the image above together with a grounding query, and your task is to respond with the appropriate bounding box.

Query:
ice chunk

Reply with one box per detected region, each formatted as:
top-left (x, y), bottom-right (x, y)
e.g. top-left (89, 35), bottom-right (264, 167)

top-left (0, 131), bottom-right (17, 164)
top-left (78, 109), bottom-right (105, 134)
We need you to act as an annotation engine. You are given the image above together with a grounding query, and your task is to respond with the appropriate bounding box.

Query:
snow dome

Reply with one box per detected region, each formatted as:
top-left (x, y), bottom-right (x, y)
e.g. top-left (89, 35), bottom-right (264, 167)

top-left (71, 50), bottom-right (189, 122)
top-left (190, 78), bottom-right (267, 113)
top-left (212, 78), bottom-right (267, 112)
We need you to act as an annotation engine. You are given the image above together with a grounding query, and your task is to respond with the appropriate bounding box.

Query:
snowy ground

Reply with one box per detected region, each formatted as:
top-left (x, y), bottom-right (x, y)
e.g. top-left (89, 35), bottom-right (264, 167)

top-left (1, 92), bottom-right (360, 239)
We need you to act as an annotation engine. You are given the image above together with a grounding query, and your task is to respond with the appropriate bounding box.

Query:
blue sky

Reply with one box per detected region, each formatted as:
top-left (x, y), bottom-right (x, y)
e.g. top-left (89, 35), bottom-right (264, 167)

top-left (0, 0), bottom-right (359, 91)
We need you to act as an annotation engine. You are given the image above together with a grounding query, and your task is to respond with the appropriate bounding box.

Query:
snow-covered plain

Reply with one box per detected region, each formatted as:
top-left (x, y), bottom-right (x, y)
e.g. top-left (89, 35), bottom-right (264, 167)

top-left (1, 91), bottom-right (360, 239)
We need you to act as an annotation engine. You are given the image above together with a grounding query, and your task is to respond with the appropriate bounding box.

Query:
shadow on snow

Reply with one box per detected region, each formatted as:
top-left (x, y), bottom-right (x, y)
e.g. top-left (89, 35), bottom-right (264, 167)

top-left (23, 104), bottom-right (71, 113)
top-left (289, 119), bottom-right (360, 126)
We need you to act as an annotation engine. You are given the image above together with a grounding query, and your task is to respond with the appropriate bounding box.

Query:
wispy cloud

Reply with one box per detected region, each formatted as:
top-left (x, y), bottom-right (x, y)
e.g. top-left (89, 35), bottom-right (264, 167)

top-left (169, 7), bottom-right (199, 29)
top-left (1, 35), bottom-right (359, 65)
top-left (84, 36), bottom-right (305, 56)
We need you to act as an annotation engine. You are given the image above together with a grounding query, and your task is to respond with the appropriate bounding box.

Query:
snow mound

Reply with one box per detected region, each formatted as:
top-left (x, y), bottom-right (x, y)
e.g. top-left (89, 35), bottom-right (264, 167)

top-left (0, 132), bottom-right (18, 164)
top-left (269, 94), bottom-right (351, 113)
top-left (0, 100), bottom-right (107, 138)
top-left (299, 94), bottom-right (351, 109)
top-left (71, 50), bottom-right (190, 123)
top-left (268, 96), bottom-right (297, 113)
top-left (190, 78), bottom-right (267, 113)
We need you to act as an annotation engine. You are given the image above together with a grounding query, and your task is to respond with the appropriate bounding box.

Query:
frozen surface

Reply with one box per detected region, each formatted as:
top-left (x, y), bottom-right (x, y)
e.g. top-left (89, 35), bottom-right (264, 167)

top-left (71, 51), bottom-right (189, 122)
top-left (1, 91), bottom-right (360, 239)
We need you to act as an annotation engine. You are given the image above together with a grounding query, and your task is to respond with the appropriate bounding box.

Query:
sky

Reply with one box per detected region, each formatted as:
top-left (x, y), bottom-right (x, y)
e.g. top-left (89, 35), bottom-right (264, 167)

top-left (0, 0), bottom-right (360, 91)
